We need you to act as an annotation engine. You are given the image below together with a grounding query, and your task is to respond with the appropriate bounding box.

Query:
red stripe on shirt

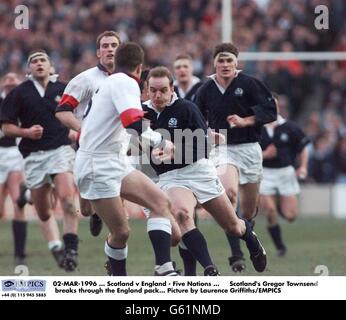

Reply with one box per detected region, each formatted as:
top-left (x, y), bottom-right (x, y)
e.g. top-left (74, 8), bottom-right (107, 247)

top-left (58, 94), bottom-right (79, 109)
top-left (120, 108), bottom-right (145, 127)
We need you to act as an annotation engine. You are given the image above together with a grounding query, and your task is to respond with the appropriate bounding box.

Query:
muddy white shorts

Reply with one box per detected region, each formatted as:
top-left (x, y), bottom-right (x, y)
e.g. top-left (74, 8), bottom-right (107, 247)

top-left (260, 166), bottom-right (300, 196)
top-left (74, 150), bottom-right (135, 200)
top-left (24, 145), bottom-right (75, 189)
top-left (210, 142), bottom-right (263, 185)
top-left (158, 158), bottom-right (224, 204)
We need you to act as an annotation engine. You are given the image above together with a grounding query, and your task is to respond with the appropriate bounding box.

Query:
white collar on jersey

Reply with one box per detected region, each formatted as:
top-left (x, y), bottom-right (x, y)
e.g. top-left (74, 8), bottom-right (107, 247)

top-left (26, 74), bottom-right (59, 97)
top-left (173, 76), bottom-right (200, 98)
top-left (208, 70), bottom-right (242, 94)
top-left (265, 114), bottom-right (286, 138)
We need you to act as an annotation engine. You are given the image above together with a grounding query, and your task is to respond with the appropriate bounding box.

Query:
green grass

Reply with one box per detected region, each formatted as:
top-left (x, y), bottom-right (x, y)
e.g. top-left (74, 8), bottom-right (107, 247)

top-left (0, 217), bottom-right (345, 276)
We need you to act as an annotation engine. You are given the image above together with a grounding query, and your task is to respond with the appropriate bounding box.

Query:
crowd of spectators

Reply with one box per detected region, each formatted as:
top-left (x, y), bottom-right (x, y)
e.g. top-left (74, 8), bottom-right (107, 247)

top-left (0, 0), bottom-right (345, 183)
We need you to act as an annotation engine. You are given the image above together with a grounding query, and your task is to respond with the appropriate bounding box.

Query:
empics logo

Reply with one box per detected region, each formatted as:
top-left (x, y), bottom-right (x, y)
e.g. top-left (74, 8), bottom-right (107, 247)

top-left (2, 279), bottom-right (46, 292)
top-left (3, 281), bottom-right (15, 288)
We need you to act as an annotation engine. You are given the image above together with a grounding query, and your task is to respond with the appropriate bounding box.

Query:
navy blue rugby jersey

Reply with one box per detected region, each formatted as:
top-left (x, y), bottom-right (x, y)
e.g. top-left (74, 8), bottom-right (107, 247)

top-left (0, 80), bottom-right (70, 158)
top-left (142, 97), bottom-right (211, 175)
top-left (260, 118), bottom-right (309, 168)
top-left (195, 72), bottom-right (276, 145)
top-left (0, 96), bottom-right (16, 147)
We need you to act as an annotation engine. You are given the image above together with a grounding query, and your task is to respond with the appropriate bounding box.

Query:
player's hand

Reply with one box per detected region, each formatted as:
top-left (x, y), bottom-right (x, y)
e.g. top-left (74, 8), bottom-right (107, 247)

top-left (227, 114), bottom-right (247, 128)
top-left (263, 144), bottom-right (277, 159)
top-left (296, 166), bottom-right (307, 180)
top-left (208, 129), bottom-right (226, 145)
top-left (152, 140), bottom-right (175, 162)
top-left (25, 125), bottom-right (44, 140)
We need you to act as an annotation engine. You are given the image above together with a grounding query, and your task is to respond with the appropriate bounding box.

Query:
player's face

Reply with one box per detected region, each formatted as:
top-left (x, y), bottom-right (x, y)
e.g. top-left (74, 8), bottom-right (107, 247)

top-left (148, 77), bottom-right (174, 110)
top-left (215, 56), bottom-right (237, 80)
top-left (173, 59), bottom-right (192, 84)
top-left (29, 56), bottom-right (51, 80)
top-left (97, 36), bottom-right (120, 68)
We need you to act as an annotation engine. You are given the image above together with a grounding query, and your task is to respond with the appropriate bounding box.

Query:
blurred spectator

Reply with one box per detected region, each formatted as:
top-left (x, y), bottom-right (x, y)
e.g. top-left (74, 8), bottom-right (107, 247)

top-left (0, 0), bottom-right (345, 184)
top-left (308, 132), bottom-right (336, 183)
top-left (334, 136), bottom-right (346, 183)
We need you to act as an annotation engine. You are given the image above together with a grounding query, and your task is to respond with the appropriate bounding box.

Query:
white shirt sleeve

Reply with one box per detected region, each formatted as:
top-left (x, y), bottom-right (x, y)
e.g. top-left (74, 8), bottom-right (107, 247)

top-left (63, 73), bottom-right (94, 105)
top-left (109, 75), bottom-right (142, 114)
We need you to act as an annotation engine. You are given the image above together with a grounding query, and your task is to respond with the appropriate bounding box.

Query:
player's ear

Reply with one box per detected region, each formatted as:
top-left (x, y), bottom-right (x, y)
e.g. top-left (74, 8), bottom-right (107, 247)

top-left (135, 64), bottom-right (143, 77)
top-left (96, 49), bottom-right (101, 59)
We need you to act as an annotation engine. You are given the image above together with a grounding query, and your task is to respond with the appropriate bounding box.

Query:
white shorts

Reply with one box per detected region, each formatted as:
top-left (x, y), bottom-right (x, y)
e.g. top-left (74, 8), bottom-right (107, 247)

top-left (0, 146), bottom-right (23, 184)
top-left (158, 158), bottom-right (225, 204)
top-left (210, 143), bottom-right (263, 185)
top-left (24, 145), bottom-right (75, 189)
top-left (74, 150), bottom-right (135, 200)
top-left (260, 166), bottom-right (300, 196)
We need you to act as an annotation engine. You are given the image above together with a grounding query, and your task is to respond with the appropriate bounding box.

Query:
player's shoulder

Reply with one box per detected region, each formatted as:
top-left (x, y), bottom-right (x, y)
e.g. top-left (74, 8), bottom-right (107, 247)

top-left (8, 80), bottom-right (32, 97)
top-left (15, 79), bottom-right (32, 91)
top-left (198, 77), bottom-right (214, 90)
top-left (107, 72), bottom-right (138, 87)
top-left (69, 66), bottom-right (99, 83)
top-left (283, 119), bottom-right (302, 131)
top-left (236, 72), bottom-right (259, 84)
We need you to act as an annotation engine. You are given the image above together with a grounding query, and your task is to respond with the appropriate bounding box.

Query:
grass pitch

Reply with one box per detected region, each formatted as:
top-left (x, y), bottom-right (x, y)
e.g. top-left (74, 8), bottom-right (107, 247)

top-left (0, 217), bottom-right (345, 276)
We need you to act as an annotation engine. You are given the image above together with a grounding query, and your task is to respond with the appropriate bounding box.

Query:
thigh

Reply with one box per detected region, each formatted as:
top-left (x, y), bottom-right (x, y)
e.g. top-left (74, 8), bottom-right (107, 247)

top-left (216, 164), bottom-right (239, 204)
top-left (0, 183), bottom-right (6, 217)
top-left (120, 170), bottom-right (169, 213)
top-left (53, 172), bottom-right (76, 199)
top-left (239, 182), bottom-right (260, 219)
top-left (7, 171), bottom-right (24, 202)
top-left (31, 184), bottom-right (53, 219)
top-left (202, 192), bottom-right (239, 229)
top-left (91, 197), bottom-right (128, 234)
top-left (166, 187), bottom-right (196, 230)
top-left (280, 195), bottom-right (298, 216)
top-left (259, 195), bottom-right (277, 213)
top-left (79, 196), bottom-right (94, 217)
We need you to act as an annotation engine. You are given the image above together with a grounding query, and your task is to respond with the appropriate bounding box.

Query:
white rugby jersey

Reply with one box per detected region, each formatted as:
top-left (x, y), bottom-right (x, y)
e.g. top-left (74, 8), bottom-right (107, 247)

top-left (79, 72), bottom-right (142, 153)
top-left (58, 64), bottom-right (110, 121)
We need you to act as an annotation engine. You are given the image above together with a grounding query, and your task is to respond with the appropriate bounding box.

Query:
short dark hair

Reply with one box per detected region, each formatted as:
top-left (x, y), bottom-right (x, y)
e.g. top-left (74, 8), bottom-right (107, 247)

top-left (147, 66), bottom-right (174, 86)
top-left (114, 42), bottom-right (144, 72)
top-left (213, 42), bottom-right (239, 58)
top-left (96, 31), bottom-right (121, 49)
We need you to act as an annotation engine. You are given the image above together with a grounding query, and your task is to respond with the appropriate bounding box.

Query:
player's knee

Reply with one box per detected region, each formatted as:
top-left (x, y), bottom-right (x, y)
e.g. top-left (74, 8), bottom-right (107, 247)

top-left (225, 187), bottom-right (237, 204)
top-left (153, 196), bottom-right (171, 214)
top-left (284, 210), bottom-right (297, 223)
top-left (61, 197), bottom-right (76, 215)
top-left (171, 229), bottom-right (181, 247)
top-left (265, 205), bottom-right (277, 217)
top-left (173, 207), bottom-right (193, 228)
top-left (112, 226), bottom-right (130, 244)
top-left (37, 211), bottom-right (51, 222)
